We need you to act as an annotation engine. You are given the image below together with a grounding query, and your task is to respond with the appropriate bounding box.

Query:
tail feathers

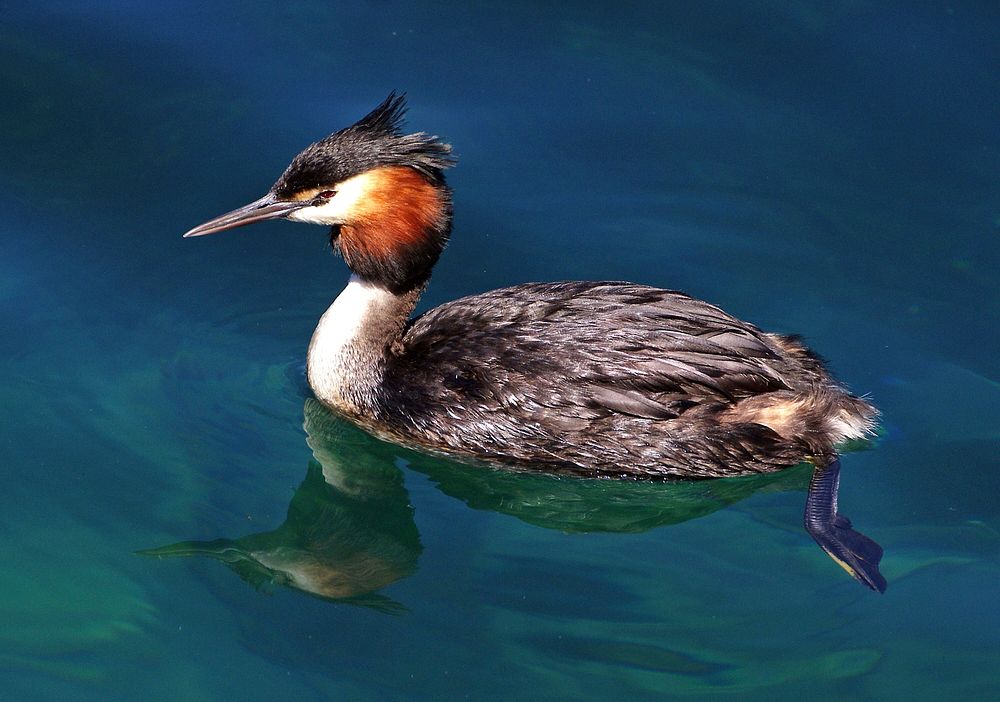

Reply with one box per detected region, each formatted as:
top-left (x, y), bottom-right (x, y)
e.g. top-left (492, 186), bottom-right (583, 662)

top-left (826, 394), bottom-right (880, 445)
top-left (724, 389), bottom-right (878, 454)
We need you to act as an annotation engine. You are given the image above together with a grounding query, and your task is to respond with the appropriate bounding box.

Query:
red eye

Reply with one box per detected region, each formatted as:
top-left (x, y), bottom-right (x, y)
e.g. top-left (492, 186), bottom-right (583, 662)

top-left (316, 190), bottom-right (336, 200)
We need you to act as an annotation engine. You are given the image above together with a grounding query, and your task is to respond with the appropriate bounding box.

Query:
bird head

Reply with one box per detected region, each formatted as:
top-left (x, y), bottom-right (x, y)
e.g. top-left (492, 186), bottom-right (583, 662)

top-left (184, 93), bottom-right (456, 293)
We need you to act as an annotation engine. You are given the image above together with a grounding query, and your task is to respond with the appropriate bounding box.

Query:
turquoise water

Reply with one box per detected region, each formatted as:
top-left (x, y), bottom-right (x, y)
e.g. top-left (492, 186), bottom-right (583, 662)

top-left (3, 2), bottom-right (999, 699)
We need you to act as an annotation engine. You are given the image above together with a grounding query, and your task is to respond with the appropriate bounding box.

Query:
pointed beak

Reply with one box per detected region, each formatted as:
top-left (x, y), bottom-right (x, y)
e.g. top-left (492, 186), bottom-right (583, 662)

top-left (183, 194), bottom-right (307, 238)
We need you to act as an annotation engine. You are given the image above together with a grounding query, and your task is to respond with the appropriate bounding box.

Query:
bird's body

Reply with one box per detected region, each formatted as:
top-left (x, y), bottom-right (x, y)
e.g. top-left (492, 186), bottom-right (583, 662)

top-left (184, 94), bottom-right (886, 591)
top-left (309, 278), bottom-right (875, 479)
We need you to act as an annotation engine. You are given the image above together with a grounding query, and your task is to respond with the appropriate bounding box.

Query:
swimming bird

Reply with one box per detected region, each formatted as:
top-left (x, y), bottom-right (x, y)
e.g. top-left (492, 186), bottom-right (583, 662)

top-left (184, 94), bottom-right (886, 592)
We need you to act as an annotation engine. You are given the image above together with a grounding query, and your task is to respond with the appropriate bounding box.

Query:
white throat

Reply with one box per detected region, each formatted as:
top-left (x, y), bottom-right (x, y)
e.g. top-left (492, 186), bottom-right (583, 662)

top-left (306, 275), bottom-right (399, 412)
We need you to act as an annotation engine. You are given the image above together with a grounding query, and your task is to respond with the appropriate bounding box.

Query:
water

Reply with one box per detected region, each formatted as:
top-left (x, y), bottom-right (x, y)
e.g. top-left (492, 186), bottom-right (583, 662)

top-left (2, 2), bottom-right (999, 699)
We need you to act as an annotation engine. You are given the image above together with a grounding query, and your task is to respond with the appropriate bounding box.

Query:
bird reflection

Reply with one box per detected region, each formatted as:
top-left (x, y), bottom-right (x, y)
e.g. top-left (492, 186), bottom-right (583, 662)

top-left (141, 399), bottom-right (421, 613)
top-left (411, 443), bottom-right (812, 534)
top-left (143, 399), bottom-right (884, 608)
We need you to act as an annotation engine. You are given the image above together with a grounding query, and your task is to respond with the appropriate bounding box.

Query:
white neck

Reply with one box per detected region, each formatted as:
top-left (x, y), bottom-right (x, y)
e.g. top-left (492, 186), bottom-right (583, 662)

top-left (306, 274), bottom-right (418, 414)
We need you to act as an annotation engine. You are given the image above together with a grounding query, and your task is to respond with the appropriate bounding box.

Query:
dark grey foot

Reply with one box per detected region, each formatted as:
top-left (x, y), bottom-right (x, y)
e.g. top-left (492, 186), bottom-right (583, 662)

top-left (804, 458), bottom-right (887, 593)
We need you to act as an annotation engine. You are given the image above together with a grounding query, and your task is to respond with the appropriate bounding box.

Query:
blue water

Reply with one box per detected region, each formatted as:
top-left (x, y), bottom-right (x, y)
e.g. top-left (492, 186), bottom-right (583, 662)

top-left (3, 2), bottom-right (999, 699)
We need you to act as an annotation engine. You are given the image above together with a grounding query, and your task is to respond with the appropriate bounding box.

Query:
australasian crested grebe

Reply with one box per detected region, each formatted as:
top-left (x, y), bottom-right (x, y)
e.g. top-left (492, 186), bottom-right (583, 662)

top-left (184, 94), bottom-right (886, 592)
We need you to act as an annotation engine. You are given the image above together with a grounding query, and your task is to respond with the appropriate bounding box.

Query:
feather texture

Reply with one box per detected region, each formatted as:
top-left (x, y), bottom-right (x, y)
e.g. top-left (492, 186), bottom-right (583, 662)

top-left (354, 281), bottom-right (878, 478)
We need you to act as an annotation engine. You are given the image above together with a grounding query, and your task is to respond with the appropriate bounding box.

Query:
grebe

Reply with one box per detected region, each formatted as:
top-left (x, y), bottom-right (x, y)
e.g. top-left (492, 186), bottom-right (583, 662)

top-left (184, 94), bottom-right (885, 592)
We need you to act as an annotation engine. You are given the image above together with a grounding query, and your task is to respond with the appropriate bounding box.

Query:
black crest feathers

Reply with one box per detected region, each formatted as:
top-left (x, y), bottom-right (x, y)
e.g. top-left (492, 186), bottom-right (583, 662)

top-left (272, 92), bottom-right (456, 198)
top-left (354, 92), bottom-right (409, 134)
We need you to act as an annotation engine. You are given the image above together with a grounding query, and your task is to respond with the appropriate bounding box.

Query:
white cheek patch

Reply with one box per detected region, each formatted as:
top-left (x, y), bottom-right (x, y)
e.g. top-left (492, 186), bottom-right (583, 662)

top-left (287, 171), bottom-right (376, 225)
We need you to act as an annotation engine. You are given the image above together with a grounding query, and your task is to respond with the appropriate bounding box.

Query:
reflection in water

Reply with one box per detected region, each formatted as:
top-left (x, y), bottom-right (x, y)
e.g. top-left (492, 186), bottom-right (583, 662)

top-left (412, 444), bottom-right (811, 535)
top-left (145, 399), bottom-right (880, 607)
top-left (141, 400), bottom-right (421, 613)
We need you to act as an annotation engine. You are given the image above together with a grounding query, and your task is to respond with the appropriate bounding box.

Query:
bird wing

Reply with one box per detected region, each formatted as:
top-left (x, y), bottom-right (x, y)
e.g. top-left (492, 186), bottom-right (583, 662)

top-left (389, 282), bottom-right (793, 422)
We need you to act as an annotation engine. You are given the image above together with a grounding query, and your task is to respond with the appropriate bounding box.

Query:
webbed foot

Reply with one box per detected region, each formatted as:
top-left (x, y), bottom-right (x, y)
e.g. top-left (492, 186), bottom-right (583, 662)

top-left (804, 458), bottom-right (887, 593)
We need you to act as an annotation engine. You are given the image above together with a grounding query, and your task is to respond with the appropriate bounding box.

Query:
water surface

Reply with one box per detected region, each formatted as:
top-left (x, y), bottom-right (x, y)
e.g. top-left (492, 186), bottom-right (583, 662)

top-left (2, 2), bottom-right (999, 700)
